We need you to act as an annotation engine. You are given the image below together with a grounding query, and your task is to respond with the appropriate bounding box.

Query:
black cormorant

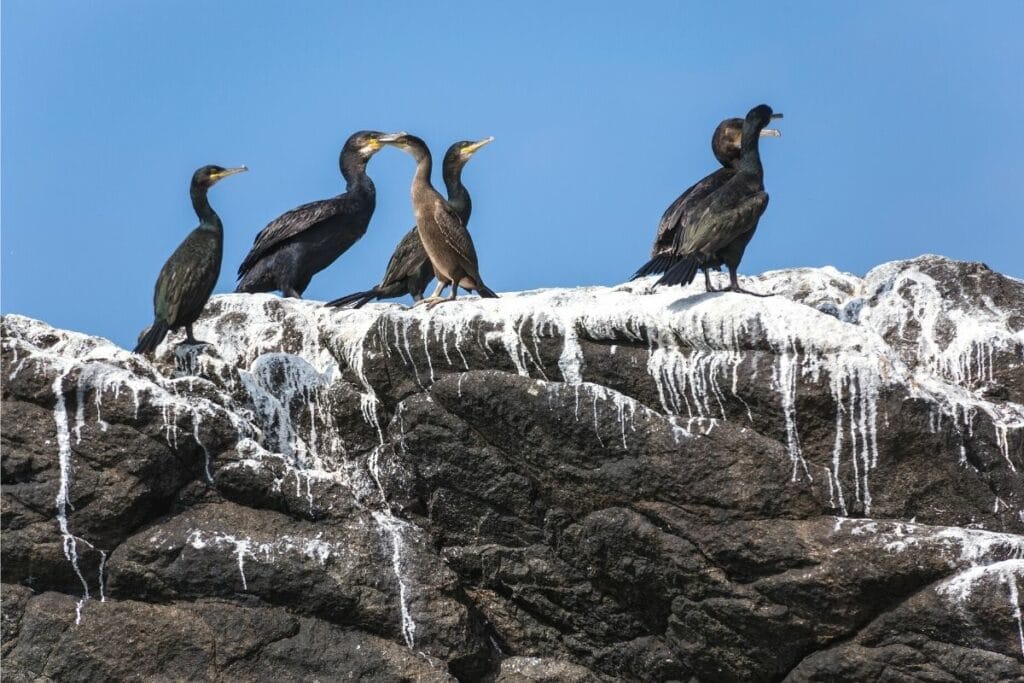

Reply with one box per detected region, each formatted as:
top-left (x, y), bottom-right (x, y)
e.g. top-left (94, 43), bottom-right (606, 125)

top-left (326, 137), bottom-right (493, 308)
top-left (381, 134), bottom-right (498, 307)
top-left (657, 104), bottom-right (783, 294)
top-left (235, 130), bottom-right (399, 298)
top-left (134, 164), bottom-right (247, 354)
top-left (634, 117), bottom-right (779, 290)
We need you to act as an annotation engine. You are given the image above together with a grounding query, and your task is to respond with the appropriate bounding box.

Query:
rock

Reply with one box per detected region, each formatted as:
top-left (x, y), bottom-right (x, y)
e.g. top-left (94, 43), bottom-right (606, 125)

top-left (2, 256), bottom-right (1022, 681)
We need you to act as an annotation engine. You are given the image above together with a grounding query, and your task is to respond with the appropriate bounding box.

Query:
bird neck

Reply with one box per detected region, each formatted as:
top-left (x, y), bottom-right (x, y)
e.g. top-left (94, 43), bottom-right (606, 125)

top-left (411, 153), bottom-right (434, 191)
top-left (340, 154), bottom-right (374, 193)
top-left (190, 183), bottom-right (222, 232)
top-left (738, 124), bottom-right (765, 177)
top-left (444, 169), bottom-right (472, 224)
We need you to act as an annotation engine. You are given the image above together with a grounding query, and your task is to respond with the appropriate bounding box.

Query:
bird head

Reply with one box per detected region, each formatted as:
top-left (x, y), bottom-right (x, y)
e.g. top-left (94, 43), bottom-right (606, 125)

top-left (744, 104), bottom-right (784, 133)
top-left (346, 131), bottom-right (405, 160)
top-left (444, 136), bottom-right (494, 172)
top-left (377, 132), bottom-right (431, 160)
top-left (713, 117), bottom-right (781, 166)
top-left (193, 165), bottom-right (248, 188)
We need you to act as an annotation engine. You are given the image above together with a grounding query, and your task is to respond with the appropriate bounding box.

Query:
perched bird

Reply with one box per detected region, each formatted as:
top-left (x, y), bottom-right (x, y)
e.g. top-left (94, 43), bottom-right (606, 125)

top-left (657, 104), bottom-right (783, 294)
top-left (326, 137), bottom-right (493, 308)
top-left (236, 131), bottom-right (399, 298)
top-left (381, 134), bottom-right (498, 307)
top-left (634, 117), bottom-right (780, 290)
top-left (134, 165), bottom-right (247, 354)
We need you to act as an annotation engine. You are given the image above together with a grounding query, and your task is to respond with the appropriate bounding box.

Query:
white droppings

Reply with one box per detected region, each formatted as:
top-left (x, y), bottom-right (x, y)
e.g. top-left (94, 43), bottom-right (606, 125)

top-left (373, 511), bottom-right (417, 648)
top-left (52, 370), bottom-right (93, 624)
top-left (185, 529), bottom-right (347, 591)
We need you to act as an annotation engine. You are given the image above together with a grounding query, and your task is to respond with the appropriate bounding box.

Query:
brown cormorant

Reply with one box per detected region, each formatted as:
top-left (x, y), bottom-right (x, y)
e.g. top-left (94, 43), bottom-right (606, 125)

top-left (235, 131), bottom-right (399, 298)
top-left (381, 134), bottom-right (498, 306)
top-left (634, 117), bottom-right (779, 290)
top-left (326, 137), bottom-right (493, 308)
top-left (134, 164), bottom-right (247, 354)
top-left (657, 104), bottom-right (783, 294)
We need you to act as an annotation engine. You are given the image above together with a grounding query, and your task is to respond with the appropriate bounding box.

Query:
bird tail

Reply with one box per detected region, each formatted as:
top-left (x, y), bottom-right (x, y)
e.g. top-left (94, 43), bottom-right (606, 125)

top-left (234, 275), bottom-right (258, 294)
top-left (325, 289), bottom-right (378, 309)
top-left (632, 253), bottom-right (676, 279)
top-left (134, 320), bottom-right (169, 355)
top-left (475, 285), bottom-right (499, 299)
top-left (657, 257), bottom-right (701, 287)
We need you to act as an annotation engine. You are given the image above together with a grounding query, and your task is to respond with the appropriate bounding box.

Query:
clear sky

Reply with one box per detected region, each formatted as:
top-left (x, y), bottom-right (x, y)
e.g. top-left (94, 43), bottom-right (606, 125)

top-left (3, 1), bottom-right (1022, 348)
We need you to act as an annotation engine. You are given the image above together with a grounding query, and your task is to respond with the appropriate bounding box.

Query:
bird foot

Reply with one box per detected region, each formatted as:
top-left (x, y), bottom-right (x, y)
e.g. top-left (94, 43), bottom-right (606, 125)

top-left (413, 296), bottom-right (445, 308)
top-left (425, 298), bottom-right (457, 310)
top-left (414, 296), bottom-right (457, 310)
top-left (726, 285), bottom-right (773, 298)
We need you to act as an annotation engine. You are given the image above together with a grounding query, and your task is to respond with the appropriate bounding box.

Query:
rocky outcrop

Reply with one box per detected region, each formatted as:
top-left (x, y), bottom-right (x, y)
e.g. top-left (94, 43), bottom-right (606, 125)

top-left (2, 255), bottom-right (1022, 681)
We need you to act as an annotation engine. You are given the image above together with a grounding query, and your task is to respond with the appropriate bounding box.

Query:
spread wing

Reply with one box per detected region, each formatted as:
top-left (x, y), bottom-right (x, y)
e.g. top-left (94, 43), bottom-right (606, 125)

top-left (653, 167), bottom-right (735, 256)
top-left (677, 190), bottom-right (769, 257)
top-left (237, 195), bottom-right (347, 277)
top-left (431, 201), bottom-right (480, 272)
top-left (378, 227), bottom-right (429, 287)
top-left (155, 228), bottom-right (220, 325)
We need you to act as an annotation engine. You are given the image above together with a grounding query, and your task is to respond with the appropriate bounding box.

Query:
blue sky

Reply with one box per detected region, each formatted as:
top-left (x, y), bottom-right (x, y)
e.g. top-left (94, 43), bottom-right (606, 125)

top-left (3, 1), bottom-right (1022, 348)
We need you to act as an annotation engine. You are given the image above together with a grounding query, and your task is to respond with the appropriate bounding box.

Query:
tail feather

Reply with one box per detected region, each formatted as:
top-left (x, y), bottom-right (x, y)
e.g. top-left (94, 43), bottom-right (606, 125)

top-left (134, 320), bottom-right (170, 355)
top-left (632, 253), bottom-right (676, 279)
top-left (657, 257), bottom-right (701, 287)
top-left (475, 285), bottom-right (499, 299)
top-left (326, 289), bottom-right (378, 309)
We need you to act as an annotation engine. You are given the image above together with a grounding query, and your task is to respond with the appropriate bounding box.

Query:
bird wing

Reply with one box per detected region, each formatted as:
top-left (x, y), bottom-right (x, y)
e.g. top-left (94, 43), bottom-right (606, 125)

top-left (654, 168), bottom-right (735, 256)
top-left (154, 228), bottom-right (220, 325)
top-left (237, 195), bottom-right (346, 277)
top-left (677, 190), bottom-right (769, 257)
top-left (431, 202), bottom-right (480, 272)
top-left (378, 227), bottom-right (429, 287)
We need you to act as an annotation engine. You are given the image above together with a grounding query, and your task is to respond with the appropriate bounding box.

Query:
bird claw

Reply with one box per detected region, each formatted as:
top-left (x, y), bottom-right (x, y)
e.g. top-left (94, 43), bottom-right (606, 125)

top-left (727, 285), bottom-right (773, 298)
top-left (414, 296), bottom-right (456, 310)
top-left (426, 298), bottom-right (456, 310)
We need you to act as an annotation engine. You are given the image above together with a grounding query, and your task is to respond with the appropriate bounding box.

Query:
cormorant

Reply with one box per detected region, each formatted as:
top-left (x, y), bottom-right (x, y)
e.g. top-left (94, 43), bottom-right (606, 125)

top-left (381, 134), bottom-right (498, 307)
top-left (633, 117), bottom-right (779, 290)
top-left (657, 104), bottom-right (783, 294)
top-left (235, 130), bottom-right (400, 298)
top-left (326, 137), bottom-right (493, 308)
top-left (134, 164), bottom-right (247, 354)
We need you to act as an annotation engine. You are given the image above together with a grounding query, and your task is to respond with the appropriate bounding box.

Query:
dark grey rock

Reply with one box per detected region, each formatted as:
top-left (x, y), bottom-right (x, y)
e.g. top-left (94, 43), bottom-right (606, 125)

top-left (3, 256), bottom-right (1022, 681)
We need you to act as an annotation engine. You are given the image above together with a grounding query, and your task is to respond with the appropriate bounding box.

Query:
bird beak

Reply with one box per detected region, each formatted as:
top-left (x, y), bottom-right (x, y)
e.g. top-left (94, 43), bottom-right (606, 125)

top-left (770, 113), bottom-right (784, 120)
top-left (462, 136), bottom-right (495, 155)
top-left (212, 166), bottom-right (248, 181)
top-left (760, 129), bottom-right (781, 138)
top-left (377, 132), bottom-right (407, 145)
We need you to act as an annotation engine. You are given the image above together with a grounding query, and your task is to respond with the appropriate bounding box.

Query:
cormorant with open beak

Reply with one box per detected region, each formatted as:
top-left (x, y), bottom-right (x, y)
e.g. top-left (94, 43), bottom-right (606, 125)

top-left (658, 104), bottom-right (783, 294)
top-left (634, 116), bottom-right (780, 290)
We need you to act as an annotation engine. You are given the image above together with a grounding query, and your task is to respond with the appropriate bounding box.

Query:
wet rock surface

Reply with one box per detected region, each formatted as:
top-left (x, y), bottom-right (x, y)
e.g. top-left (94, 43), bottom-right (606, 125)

top-left (2, 255), bottom-right (1022, 681)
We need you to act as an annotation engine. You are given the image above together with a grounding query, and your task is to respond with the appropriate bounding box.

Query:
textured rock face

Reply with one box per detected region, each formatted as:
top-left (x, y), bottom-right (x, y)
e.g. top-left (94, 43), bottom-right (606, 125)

top-left (2, 255), bottom-right (1023, 681)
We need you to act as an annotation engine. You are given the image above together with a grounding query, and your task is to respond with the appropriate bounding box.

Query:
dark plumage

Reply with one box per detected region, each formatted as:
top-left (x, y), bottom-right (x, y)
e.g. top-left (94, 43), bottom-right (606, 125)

top-left (381, 134), bottom-right (497, 307)
top-left (657, 104), bottom-right (783, 294)
top-left (134, 164), bottom-right (247, 354)
top-left (235, 131), bottom-right (397, 298)
top-left (326, 137), bottom-right (493, 308)
top-left (634, 117), bottom-right (780, 290)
